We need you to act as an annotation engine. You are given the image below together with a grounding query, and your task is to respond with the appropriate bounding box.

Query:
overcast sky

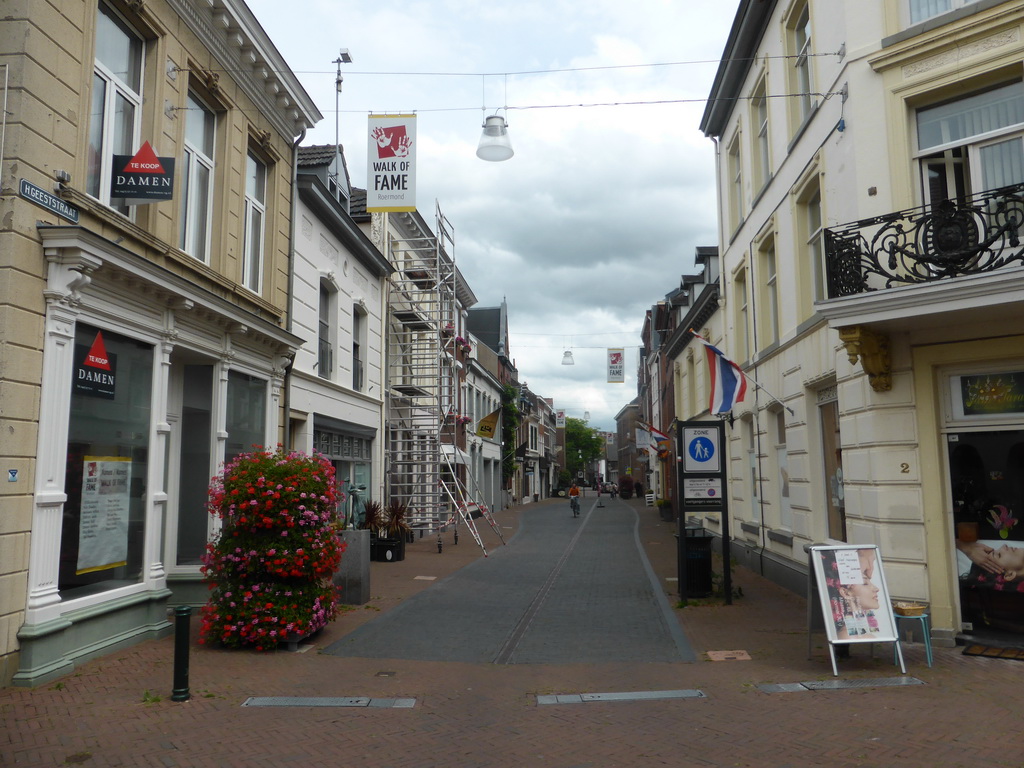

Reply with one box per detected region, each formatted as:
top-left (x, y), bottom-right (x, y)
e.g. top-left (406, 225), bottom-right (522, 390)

top-left (246, 0), bottom-right (740, 432)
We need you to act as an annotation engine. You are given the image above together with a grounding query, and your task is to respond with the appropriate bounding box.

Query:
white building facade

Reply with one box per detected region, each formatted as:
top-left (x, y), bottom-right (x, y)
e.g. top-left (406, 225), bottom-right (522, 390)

top-left (701, 0), bottom-right (1024, 646)
top-left (289, 147), bottom-right (392, 525)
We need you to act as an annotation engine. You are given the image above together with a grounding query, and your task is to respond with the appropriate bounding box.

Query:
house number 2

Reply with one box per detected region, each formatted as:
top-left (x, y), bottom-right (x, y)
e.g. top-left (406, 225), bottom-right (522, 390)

top-left (900, 462), bottom-right (910, 474)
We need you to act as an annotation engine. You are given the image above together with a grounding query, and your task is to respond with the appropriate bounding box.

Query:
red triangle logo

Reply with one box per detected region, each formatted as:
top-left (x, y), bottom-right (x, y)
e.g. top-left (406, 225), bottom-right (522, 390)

top-left (121, 141), bottom-right (165, 174)
top-left (85, 332), bottom-right (112, 370)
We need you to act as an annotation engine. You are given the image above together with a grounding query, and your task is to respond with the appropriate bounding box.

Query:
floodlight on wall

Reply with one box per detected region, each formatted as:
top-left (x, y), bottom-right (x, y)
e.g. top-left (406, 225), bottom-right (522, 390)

top-left (561, 350), bottom-right (575, 365)
top-left (476, 115), bottom-right (514, 161)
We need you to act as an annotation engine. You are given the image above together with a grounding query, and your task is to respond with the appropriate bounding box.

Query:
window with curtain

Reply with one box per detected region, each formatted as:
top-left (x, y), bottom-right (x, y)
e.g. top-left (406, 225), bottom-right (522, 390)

top-left (917, 81), bottom-right (1024, 204)
top-left (87, 2), bottom-right (143, 215)
top-left (908, 0), bottom-right (980, 25)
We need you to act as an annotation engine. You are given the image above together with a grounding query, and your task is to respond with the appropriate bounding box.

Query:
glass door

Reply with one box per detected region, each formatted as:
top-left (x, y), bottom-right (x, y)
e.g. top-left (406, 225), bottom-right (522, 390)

top-left (948, 429), bottom-right (1024, 634)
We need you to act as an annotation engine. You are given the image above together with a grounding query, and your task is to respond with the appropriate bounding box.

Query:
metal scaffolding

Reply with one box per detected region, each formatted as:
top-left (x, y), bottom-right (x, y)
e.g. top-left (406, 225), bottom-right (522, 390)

top-left (385, 203), bottom-right (503, 554)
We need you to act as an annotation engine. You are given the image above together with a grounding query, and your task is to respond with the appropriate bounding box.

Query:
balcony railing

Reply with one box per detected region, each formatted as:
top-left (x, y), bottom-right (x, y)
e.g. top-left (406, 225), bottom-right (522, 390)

top-left (824, 183), bottom-right (1024, 298)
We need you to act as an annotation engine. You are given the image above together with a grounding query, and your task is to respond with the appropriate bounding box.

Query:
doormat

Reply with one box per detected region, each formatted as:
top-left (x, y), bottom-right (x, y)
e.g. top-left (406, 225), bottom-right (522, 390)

top-left (962, 644), bottom-right (1024, 660)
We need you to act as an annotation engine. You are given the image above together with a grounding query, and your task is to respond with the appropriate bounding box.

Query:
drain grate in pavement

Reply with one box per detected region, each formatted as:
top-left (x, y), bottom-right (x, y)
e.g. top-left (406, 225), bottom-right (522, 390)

top-left (706, 650), bottom-right (751, 661)
top-left (758, 683), bottom-right (810, 693)
top-left (537, 689), bottom-right (705, 705)
top-left (241, 697), bottom-right (415, 708)
top-left (758, 677), bottom-right (925, 693)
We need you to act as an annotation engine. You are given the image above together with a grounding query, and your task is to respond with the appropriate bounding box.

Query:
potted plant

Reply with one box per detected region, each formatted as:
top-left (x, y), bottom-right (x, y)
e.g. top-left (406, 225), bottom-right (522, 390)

top-left (378, 499), bottom-right (411, 562)
top-left (618, 475), bottom-right (635, 500)
top-left (199, 446), bottom-right (344, 651)
top-left (656, 497), bottom-right (674, 522)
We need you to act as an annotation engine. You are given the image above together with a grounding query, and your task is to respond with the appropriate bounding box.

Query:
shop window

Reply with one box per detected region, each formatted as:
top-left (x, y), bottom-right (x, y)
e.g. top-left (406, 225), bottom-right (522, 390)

top-left (242, 152), bottom-right (267, 293)
top-left (179, 91), bottom-right (216, 262)
top-left (224, 370), bottom-right (267, 465)
top-left (175, 364), bottom-right (213, 566)
top-left (60, 325), bottom-right (152, 599)
top-left (917, 82), bottom-right (1024, 205)
top-left (87, 2), bottom-right (143, 215)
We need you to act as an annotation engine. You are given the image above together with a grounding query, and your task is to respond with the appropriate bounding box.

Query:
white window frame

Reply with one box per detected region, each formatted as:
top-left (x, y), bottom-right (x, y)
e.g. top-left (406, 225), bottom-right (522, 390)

top-left (759, 234), bottom-right (779, 345)
top-left (87, 2), bottom-right (143, 215)
top-left (318, 282), bottom-right (335, 380)
top-left (786, 1), bottom-right (814, 128)
top-left (179, 91), bottom-right (215, 262)
top-left (352, 304), bottom-right (366, 391)
top-left (751, 75), bottom-right (770, 192)
top-left (242, 152), bottom-right (267, 293)
top-left (915, 82), bottom-right (1024, 204)
top-left (908, 0), bottom-right (979, 25)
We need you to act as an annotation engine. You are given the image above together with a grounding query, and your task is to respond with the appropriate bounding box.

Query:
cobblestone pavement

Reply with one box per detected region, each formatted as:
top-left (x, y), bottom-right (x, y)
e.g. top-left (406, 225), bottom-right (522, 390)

top-left (2, 492), bottom-right (1021, 768)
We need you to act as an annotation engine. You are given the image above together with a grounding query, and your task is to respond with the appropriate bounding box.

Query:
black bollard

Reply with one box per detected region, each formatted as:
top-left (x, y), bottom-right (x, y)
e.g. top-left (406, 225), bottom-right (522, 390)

top-left (171, 605), bottom-right (192, 702)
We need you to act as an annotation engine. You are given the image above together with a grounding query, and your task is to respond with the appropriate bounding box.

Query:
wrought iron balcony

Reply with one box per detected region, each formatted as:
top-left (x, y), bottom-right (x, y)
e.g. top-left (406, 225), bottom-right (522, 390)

top-left (824, 183), bottom-right (1024, 298)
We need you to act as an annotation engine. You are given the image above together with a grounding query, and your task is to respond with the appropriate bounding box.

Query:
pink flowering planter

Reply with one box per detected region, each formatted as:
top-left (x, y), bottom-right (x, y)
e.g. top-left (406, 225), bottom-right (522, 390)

top-left (199, 446), bottom-right (346, 651)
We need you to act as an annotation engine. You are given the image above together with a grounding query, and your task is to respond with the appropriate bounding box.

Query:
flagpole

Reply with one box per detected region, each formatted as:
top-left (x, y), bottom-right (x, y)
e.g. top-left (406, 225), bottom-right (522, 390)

top-left (741, 374), bottom-right (795, 416)
top-left (688, 329), bottom-right (794, 417)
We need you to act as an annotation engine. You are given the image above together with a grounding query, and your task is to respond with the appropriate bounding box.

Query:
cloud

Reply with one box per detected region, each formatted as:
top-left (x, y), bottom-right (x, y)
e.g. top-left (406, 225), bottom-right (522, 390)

top-left (247, 0), bottom-right (738, 430)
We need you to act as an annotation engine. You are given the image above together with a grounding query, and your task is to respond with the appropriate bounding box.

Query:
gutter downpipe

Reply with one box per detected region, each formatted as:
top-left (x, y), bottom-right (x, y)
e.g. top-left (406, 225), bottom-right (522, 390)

top-left (283, 127), bottom-right (306, 453)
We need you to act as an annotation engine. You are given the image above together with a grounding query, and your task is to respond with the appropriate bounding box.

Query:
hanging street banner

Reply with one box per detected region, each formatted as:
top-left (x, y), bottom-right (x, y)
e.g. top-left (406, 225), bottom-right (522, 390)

top-left (607, 348), bottom-right (625, 383)
top-left (366, 114), bottom-right (417, 212)
top-left (556, 410), bottom-right (566, 428)
top-left (111, 141), bottom-right (175, 202)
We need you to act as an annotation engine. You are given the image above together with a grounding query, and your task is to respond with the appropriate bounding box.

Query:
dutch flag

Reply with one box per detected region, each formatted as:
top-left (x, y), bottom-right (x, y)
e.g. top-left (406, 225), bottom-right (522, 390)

top-left (691, 331), bottom-right (747, 414)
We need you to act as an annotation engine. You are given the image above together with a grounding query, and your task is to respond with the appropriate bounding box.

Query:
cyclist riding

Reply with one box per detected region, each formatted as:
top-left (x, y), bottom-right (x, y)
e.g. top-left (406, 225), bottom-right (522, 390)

top-left (568, 482), bottom-right (581, 517)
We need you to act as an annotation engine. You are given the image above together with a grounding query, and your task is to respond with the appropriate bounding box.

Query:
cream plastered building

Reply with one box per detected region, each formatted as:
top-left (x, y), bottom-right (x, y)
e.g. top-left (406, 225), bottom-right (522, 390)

top-left (701, 0), bottom-right (1024, 646)
top-left (0, 0), bottom-right (319, 686)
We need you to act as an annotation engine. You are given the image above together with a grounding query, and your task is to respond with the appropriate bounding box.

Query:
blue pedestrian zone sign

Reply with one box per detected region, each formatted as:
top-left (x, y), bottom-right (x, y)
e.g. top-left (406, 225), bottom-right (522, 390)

top-left (683, 427), bottom-right (720, 473)
top-left (688, 436), bottom-right (714, 463)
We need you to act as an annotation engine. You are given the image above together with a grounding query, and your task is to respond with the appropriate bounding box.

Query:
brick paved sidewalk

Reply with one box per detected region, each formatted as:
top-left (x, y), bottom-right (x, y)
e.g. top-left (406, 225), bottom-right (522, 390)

top-left (2, 494), bottom-right (1022, 768)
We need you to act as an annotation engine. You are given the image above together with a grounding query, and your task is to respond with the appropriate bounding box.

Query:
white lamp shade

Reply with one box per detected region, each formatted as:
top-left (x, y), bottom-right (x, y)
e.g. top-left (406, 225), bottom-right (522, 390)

top-left (561, 350), bottom-right (575, 365)
top-left (476, 115), bottom-right (514, 161)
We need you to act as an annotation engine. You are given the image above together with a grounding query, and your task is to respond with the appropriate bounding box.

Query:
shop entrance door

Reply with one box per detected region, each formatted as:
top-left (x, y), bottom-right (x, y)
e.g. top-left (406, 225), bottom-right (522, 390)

top-left (948, 429), bottom-right (1024, 635)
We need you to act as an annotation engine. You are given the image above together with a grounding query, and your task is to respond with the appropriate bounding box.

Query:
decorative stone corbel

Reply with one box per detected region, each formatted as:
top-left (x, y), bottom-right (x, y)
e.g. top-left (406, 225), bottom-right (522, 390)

top-left (838, 325), bottom-right (891, 392)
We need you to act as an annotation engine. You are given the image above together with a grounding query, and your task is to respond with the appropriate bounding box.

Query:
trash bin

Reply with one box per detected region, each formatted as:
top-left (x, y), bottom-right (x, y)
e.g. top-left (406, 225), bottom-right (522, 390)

top-left (676, 526), bottom-right (714, 598)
